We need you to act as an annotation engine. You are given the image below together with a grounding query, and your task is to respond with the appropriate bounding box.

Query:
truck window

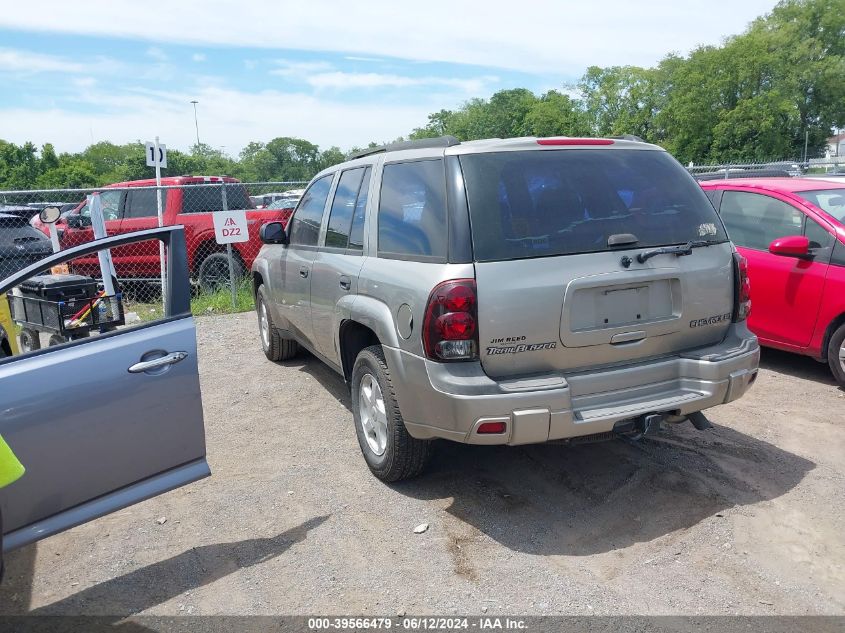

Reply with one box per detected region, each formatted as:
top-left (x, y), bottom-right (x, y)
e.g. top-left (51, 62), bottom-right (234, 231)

top-left (181, 184), bottom-right (253, 214)
top-left (125, 188), bottom-right (167, 219)
top-left (460, 150), bottom-right (727, 262)
top-left (325, 168), bottom-right (365, 249)
top-left (289, 175), bottom-right (333, 247)
top-left (348, 167), bottom-right (371, 251)
top-left (378, 159), bottom-right (446, 260)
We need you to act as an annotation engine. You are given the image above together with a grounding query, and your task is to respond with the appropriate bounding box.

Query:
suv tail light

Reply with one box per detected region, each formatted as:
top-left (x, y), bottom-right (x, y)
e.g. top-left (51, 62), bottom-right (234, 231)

top-left (732, 252), bottom-right (751, 321)
top-left (422, 279), bottom-right (479, 361)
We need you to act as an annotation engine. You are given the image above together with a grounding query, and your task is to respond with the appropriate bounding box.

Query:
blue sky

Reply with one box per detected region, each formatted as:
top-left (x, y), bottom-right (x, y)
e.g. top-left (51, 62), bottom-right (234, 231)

top-left (0, 0), bottom-right (778, 156)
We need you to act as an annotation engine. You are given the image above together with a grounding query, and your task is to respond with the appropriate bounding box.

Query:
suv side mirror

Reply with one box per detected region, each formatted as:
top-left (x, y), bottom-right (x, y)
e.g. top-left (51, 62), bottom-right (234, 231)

top-left (260, 221), bottom-right (288, 245)
top-left (769, 235), bottom-right (810, 258)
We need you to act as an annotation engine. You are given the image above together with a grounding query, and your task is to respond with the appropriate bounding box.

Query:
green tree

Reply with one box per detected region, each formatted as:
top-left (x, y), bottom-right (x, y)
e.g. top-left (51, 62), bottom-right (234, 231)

top-left (524, 90), bottom-right (590, 137)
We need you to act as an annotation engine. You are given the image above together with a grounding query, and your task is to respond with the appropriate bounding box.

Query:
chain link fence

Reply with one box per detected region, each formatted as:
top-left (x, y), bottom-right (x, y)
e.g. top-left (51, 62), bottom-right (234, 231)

top-left (3, 157), bottom-right (845, 319)
top-left (0, 180), bottom-right (307, 318)
top-left (686, 157), bottom-right (845, 179)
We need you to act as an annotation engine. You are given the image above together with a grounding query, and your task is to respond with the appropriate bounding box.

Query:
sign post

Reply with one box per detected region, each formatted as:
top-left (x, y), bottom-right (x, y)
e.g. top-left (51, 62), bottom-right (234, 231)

top-left (213, 184), bottom-right (248, 309)
top-left (88, 193), bottom-right (116, 297)
top-left (146, 138), bottom-right (168, 313)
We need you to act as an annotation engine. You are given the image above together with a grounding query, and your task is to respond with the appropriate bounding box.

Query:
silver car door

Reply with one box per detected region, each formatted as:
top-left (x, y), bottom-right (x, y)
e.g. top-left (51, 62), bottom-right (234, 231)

top-left (0, 226), bottom-right (209, 552)
top-left (280, 173), bottom-right (335, 344)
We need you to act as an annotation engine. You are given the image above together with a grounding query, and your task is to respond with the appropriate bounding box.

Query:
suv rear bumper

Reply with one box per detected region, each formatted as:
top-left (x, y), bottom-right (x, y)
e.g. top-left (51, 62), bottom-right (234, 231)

top-left (387, 323), bottom-right (759, 445)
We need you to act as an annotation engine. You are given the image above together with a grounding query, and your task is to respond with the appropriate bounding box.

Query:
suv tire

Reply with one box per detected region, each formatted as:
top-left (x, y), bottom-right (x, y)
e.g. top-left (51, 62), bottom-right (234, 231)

top-left (351, 345), bottom-right (433, 482)
top-left (198, 253), bottom-right (245, 294)
top-left (256, 284), bottom-right (297, 361)
top-left (827, 323), bottom-right (845, 387)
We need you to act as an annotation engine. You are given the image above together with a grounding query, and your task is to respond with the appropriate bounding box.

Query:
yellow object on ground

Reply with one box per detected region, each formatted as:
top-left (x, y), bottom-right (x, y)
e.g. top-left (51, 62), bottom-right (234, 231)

top-left (0, 294), bottom-right (19, 356)
top-left (0, 435), bottom-right (25, 488)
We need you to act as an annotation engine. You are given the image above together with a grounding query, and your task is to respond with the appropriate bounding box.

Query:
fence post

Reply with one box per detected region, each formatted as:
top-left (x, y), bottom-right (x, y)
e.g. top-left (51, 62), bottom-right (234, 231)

top-left (154, 136), bottom-right (167, 315)
top-left (219, 182), bottom-right (238, 310)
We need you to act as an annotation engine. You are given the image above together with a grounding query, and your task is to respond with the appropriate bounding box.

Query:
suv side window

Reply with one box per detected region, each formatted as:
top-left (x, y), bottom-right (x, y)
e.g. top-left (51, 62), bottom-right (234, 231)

top-left (289, 174), bottom-right (333, 247)
top-left (378, 159), bottom-right (447, 260)
top-left (348, 167), bottom-right (371, 251)
top-left (325, 168), bottom-right (365, 249)
top-left (720, 191), bottom-right (802, 251)
top-left (125, 188), bottom-right (167, 219)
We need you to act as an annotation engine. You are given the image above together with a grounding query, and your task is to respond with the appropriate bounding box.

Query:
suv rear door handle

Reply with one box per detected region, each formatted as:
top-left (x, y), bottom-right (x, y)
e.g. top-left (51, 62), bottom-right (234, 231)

top-left (128, 351), bottom-right (188, 374)
top-left (339, 276), bottom-right (351, 291)
top-left (299, 266), bottom-right (309, 278)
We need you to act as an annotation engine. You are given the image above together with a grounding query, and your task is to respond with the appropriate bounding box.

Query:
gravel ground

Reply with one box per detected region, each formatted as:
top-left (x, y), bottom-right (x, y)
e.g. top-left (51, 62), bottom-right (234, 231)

top-left (1, 311), bottom-right (843, 616)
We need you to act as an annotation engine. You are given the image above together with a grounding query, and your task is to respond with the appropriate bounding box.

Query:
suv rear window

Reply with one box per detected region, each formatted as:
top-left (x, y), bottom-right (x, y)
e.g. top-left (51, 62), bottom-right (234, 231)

top-left (460, 149), bottom-right (727, 262)
top-left (378, 159), bottom-right (446, 260)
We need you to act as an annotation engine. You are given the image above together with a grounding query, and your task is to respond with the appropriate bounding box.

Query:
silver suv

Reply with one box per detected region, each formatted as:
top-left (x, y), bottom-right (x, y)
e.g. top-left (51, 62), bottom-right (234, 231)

top-left (252, 136), bottom-right (759, 481)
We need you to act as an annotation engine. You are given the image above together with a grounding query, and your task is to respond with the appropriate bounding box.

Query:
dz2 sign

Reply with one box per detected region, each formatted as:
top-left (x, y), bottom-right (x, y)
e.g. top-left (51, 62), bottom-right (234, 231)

top-left (213, 210), bottom-right (250, 244)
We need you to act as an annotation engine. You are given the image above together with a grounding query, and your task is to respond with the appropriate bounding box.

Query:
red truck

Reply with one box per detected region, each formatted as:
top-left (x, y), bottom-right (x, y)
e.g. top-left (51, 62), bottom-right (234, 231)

top-left (32, 176), bottom-right (294, 291)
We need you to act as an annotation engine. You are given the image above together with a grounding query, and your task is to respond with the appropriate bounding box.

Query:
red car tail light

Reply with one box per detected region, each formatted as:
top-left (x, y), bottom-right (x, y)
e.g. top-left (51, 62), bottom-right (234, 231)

top-left (423, 279), bottom-right (479, 361)
top-left (733, 252), bottom-right (751, 321)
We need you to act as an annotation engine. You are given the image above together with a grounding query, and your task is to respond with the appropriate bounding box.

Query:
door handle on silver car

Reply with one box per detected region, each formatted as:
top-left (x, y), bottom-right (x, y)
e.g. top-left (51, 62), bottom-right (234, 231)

top-left (128, 351), bottom-right (188, 374)
top-left (299, 266), bottom-right (309, 278)
top-left (339, 276), bottom-right (351, 291)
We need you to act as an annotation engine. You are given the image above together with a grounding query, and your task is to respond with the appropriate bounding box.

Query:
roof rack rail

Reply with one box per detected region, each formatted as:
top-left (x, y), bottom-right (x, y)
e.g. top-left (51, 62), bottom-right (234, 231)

top-left (610, 134), bottom-right (645, 143)
top-left (348, 136), bottom-right (461, 160)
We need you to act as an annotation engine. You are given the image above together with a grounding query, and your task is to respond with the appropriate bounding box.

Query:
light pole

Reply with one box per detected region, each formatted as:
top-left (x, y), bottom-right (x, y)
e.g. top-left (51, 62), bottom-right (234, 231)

top-left (190, 100), bottom-right (201, 148)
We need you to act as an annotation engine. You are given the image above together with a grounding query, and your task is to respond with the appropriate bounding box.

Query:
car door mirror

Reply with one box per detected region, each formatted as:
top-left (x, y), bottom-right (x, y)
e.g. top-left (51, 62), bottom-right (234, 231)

top-left (260, 221), bottom-right (288, 245)
top-left (769, 235), bottom-right (810, 258)
top-left (39, 206), bottom-right (62, 224)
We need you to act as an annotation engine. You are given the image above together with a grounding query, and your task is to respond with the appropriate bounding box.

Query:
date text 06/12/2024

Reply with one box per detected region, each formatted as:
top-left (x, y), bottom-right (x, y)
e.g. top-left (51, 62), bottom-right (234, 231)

top-left (307, 617), bottom-right (528, 630)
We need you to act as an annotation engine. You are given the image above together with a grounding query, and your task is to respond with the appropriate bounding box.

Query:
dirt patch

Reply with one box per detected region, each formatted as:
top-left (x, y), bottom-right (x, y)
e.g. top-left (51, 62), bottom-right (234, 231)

top-left (0, 314), bottom-right (842, 616)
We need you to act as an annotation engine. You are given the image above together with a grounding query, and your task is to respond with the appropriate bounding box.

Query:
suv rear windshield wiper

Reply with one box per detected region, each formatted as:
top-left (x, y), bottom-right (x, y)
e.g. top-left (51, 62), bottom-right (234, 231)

top-left (636, 240), bottom-right (716, 264)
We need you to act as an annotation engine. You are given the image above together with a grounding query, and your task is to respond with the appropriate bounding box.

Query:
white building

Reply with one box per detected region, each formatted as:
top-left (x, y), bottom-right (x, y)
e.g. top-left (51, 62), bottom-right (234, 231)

top-left (826, 133), bottom-right (845, 158)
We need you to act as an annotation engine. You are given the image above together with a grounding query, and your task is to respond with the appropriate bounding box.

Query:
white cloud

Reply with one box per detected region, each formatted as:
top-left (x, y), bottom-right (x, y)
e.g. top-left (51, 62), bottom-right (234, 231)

top-left (344, 56), bottom-right (384, 63)
top-left (307, 71), bottom-right (498, 94)
top-left (0, 0), bottom-right (778, 74)
top-left (191, 53), bottom-right (206, 62)
top-left (145, 46), bottom-right (168, 62)
top-left (0, 86), bottom-right (434, 155)
top-left (269, 59), bottom-right (335, 77)
top-left (72, 76), bottom-right (97, 88)
top-left (0, 47), bottom-right (85, 74)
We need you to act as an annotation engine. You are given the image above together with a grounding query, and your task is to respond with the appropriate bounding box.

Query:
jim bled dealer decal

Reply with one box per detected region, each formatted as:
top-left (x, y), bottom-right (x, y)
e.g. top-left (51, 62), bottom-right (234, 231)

top-left (486, 336), bottom-right (557, 356)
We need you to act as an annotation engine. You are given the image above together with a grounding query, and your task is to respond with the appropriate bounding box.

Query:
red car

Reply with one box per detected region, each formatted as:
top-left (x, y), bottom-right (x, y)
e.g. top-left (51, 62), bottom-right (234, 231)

top-left (32, 176), bottom-right (293, 291)
top-left (701, 178), bottom-right (845, 385)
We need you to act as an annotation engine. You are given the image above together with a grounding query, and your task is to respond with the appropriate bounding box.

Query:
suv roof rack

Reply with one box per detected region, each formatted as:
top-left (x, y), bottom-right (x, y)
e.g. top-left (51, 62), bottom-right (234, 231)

top-left (610, 134), bottom-right (645, 142)
top-left (348, 136), bottom-right (461, 160)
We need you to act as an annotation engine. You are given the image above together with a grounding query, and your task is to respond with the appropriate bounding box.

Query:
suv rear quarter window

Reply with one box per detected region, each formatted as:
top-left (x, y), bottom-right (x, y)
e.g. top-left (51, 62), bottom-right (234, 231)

top-left (378, 159), bottom-right (447, 260)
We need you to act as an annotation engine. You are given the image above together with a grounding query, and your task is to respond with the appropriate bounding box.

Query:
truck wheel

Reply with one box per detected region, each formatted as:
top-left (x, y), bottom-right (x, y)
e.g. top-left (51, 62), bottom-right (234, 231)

top-left (256, 285), bottom-right (297, 361)
top-left (19, 328), bottom-right (41, 353)
top-left (197, 253), bottom-right (245, 294)
top-left (47, 334), bottom-right (66, 347)
top-left (351, 345), bottom-right (433, 482)
top-left (828, 323), bottom-right (845, 387)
